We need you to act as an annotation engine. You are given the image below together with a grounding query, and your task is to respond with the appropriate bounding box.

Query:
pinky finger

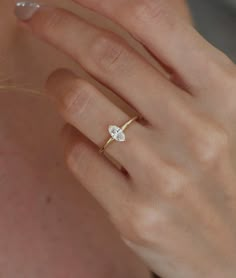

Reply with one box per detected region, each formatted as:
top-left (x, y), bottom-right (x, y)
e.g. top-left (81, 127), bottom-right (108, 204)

top-left (62, 124), bottom-right (132, 220)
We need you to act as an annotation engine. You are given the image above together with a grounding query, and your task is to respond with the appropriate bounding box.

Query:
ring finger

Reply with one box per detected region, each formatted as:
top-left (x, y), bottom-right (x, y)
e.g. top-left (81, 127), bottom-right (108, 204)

top-left (46, 69), bottom-right (147, 172)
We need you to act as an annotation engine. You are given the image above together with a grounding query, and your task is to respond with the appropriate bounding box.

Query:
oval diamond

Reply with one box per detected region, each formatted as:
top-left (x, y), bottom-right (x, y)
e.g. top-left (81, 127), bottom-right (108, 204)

top-left (109, 125), bottom-right (126, 142)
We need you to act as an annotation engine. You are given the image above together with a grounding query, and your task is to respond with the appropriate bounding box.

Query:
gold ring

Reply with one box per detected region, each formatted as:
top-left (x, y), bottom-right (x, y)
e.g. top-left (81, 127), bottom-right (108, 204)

top-left (99, 115), bottom-right (139, 154)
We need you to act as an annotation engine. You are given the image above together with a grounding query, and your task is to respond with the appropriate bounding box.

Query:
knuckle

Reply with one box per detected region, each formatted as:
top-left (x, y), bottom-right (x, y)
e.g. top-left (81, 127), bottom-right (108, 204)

top-left (90, 33), bottom-right (129, 73)
top-left (160, 166), bottom-right (189, 201)
top-left (211, 63), bottom-right (236, 112)
top-left (60, 80), bottom-right (92, 119)
top-left (140, 147), bottom-right (164, 183)
top-left (120, 203), bottom-right (162, 245)
top-left (127, 0), bottom-right (168, 27)
top-left (206, 55), bottom-right (235, 85)
top-left (213, 51), bottom-right (235, 75)
top-left (193, 122), bottom-right (229, 166)
top-left (141, 151), bottom-right (188, 201)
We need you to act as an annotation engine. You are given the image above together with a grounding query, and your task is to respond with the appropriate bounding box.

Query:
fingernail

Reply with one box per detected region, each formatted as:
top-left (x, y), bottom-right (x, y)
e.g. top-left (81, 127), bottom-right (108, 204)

top-left (15, 2), bottom-right (41, 21)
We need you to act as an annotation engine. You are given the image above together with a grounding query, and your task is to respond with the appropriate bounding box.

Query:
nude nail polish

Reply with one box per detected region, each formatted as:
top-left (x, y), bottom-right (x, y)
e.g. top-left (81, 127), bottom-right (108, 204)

top-left (15, 2), bottom-right (41, 21)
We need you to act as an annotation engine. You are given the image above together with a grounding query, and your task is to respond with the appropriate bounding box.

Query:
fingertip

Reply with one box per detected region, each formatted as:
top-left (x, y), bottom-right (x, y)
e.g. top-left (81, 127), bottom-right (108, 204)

top-left (45, 68), bottom-right (79, 106)
top-left (46, 68), bottom-right (76, 92)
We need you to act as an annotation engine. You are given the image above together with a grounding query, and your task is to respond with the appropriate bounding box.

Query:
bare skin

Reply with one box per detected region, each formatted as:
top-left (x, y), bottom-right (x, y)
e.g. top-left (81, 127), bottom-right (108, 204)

top-left (0, 1), bottom-right (156, 277)
top-left (12, 0), bottom-right (236, 277)
top-left (0, 0), bottom-right (191, 277)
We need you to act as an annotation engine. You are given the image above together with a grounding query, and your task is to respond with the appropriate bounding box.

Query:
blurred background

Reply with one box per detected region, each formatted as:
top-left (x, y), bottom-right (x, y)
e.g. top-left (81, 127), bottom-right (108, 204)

top-left (188, 0), bottom-right (236, 61)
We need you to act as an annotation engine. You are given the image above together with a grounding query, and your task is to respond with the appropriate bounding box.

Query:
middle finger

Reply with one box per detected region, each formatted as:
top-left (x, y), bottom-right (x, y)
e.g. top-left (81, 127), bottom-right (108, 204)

top-left (16, 4), bottom-right (191, 129)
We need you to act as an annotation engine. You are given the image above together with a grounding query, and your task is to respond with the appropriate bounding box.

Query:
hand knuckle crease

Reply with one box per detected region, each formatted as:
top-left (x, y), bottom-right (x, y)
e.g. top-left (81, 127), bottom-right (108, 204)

top-left (62, 81), bottom-right (92, 117)
top-left (129, 0), bottom-right (167, 25)
top-left (91, 34), bottom-right (127, 72)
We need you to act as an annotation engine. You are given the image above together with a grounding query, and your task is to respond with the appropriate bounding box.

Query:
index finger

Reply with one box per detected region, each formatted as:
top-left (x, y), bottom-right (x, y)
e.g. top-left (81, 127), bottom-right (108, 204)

top-left (71, 0), bottom-right (232, 95)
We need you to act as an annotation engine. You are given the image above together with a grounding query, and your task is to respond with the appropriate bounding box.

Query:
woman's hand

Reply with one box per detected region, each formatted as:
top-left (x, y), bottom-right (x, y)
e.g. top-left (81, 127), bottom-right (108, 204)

top-left (15, 1), bottom-right (236, 277)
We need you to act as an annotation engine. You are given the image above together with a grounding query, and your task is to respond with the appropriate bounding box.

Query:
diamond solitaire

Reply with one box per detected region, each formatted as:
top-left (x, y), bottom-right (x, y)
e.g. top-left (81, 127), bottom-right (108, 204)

top-left (99, 115), bottom-right (139, 154)
top-left (109, 125), bottom-right (126, 142)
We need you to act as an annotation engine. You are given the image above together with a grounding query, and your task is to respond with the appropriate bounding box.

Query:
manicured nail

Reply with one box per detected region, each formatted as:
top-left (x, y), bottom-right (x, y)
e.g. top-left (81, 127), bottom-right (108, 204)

top-left (15, 2), bottom-right (41, 21)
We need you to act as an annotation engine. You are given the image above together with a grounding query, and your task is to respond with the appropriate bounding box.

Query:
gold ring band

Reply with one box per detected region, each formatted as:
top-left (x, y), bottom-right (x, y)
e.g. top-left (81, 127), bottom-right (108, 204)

top-left (99, 115), bottom-right (139, 154)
